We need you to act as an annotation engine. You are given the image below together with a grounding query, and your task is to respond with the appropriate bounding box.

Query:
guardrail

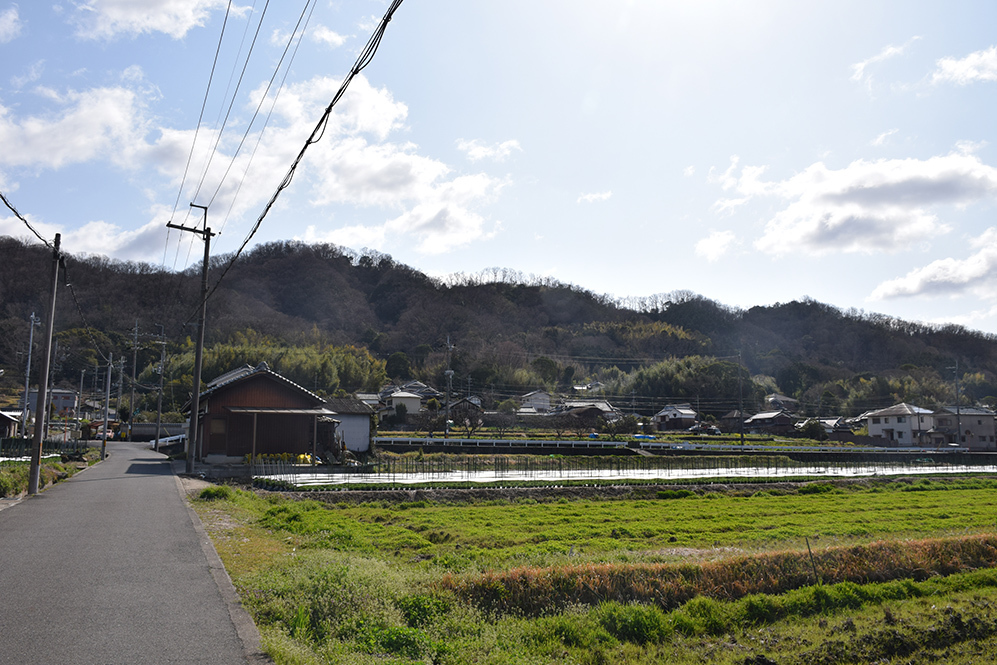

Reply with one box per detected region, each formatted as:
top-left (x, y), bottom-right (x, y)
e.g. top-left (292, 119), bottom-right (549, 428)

top-left (375, 436), bottom-right (628, 449)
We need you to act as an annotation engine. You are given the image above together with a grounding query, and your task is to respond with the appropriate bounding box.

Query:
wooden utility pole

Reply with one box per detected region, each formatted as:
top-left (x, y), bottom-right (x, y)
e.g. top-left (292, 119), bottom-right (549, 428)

top-left (168, 204), bottom-right (213, 474)
top-left (28, 234), bottom-right (61, 495)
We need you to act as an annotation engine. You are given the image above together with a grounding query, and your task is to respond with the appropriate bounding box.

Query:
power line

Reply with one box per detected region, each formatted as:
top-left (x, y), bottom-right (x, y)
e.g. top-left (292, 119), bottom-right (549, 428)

top-left (189, 0), bottom-right (405, 322)
top-left (0, 191), bottom-right (53, 249)
top-left (210, 0), bottom-right (319, 234)
top-left (189, 0), bottom-right (276, 206)
top-left (169, 0), bottom-right (236, 222)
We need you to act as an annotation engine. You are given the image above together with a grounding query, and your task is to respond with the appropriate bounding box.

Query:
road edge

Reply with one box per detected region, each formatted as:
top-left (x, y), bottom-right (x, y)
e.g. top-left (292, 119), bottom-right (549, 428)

top-left (172, 466), bottom-right (273, 665)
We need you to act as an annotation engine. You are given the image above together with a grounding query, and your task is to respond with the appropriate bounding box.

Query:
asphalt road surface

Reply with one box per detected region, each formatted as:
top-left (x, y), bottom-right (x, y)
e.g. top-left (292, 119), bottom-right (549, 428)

top-left (0, 442), bottom-right (268, 664)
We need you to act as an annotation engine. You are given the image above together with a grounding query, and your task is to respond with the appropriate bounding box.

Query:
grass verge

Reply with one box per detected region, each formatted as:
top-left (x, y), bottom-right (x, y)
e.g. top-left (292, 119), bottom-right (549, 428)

top-left (192, 476), bottom-right (997, 664)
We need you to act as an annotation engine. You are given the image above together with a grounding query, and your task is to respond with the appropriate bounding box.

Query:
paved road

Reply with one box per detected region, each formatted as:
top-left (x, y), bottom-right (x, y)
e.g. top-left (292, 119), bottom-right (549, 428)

top-left (0, 442), bottom-right (268, 664)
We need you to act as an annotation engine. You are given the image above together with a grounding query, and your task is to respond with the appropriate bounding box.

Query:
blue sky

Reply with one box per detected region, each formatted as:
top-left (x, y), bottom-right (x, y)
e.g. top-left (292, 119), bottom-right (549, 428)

top-left (3, 1), bottom-right (997, 333)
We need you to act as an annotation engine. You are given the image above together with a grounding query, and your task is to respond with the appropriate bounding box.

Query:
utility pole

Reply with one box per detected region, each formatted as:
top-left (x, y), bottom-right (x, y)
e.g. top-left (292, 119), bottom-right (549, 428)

top-left (101, 353), bottom-right (112, 460)
top-left (737, 351), bottom-right (745, 446)
top-left (950, 360), bottom-right (962, 445)
top-left (168, 204), bottom-right (214, 474)
top-left (28, 234), bottom-right (60, 495)
top-left (77, 369), bottom-right (85, 425)
top-left (444, 336), bottom-right (454, 439)
top-left (129, 319), bottom-right (139, 439)
top-left (154, 325), bottom-right (166, 452)
top-left (117, 358), bottom-right (125, 422)
top-left (21, 312), bottom-right (40, 437)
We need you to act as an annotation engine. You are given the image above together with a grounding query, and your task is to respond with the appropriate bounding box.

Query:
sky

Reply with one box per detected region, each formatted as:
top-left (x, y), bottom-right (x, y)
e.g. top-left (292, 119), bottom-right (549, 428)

top-left (3, 1), bottom-right (997, 334)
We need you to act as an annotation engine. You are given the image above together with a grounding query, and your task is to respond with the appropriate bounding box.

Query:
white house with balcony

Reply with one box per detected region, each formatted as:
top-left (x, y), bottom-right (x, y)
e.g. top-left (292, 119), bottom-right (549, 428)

top-left (865, 403), bottom-right (934, 446)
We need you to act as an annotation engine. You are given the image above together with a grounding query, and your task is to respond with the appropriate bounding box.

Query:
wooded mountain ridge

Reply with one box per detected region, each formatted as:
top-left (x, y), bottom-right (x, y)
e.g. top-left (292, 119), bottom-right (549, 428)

top-left (2, 235), bottom-right (996, 417)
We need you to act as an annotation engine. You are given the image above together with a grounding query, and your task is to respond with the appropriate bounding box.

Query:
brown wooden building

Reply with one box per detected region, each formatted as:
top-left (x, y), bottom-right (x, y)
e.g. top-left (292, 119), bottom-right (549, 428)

top-left (196, 363), bottom-right (336, 461)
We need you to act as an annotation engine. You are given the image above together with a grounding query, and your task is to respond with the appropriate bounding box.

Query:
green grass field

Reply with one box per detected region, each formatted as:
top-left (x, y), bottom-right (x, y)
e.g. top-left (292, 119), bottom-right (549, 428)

top-left (193, 475), bottom-right (997, 664)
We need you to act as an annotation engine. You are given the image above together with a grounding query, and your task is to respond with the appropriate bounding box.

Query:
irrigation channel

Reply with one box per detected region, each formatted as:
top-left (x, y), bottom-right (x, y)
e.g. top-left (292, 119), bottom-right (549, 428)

top-left (252, 452), bottom-right (997, 490)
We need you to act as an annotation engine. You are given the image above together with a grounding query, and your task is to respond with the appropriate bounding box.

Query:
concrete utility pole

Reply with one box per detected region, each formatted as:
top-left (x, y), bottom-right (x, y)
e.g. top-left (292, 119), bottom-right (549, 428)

top-left (737, 351), bottom-right (745, 446)
top-left (168, 204), bottom-right (214, 474)
top-left (950, 360), bottom-right (962, 444)
top-left (101, 354), bottom-right (112, 460)
top-left (28, 234), bottom-right (61, 495)
top-left (21, 312), bottom-right (40, 437)
top-left (77, 369), bottom-right (85, 427)
top-left (129, 319), bottom-right (139, 438)
top-left (444, 336), bottom-right (454, 439)
top-left (154, 325), bottom-right (166, 452)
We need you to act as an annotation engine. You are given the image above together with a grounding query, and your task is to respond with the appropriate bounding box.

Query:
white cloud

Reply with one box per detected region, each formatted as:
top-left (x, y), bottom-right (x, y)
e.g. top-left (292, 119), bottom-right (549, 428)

top-left (456, 138), bottom-right (522, 162)
top-left (683, 165), bottom-right (695, 177)
top-left (0, 65), bottom-right (506, 260)
top-left (712, 152), bottom-right (997, 256)
top-left (311, 24), bottom-right (347, 48)
top-left (694, 230), bottom-right (736, 263)
top-left (870, 228), bottom-right (997, 300)
top-left (577, 191), bottom-right (612, 204)
top-left (11, 60), bottom-right (44, 88)
top-left (0, 86), bottom-right (149, 170)
top-left (302, 222), bottom-right (385, 250)
top-left (851, 36), bottom-right (921, 89)
top-left (871, 128), bottom-right (898, 146)
top-left (69, 0), bottom-right (230, 40)
top-left (932, 45), bottom-right (997, 85)
top-left (0, 5), bottom-right (21, 43)
top-left (234, 75), bottom-right (504, 255)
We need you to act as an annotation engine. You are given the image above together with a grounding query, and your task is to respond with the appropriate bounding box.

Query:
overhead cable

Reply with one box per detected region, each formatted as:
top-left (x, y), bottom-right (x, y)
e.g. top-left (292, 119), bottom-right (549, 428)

top-left (168, 0), bottom-right (235, 223)
top-left (189, 0), bottom-right (275, 206)
top-left (211, 0), bottom-right (319, 234)
top-left (190, 0), bottom-right (405, 322)
top-left (0, 191), bottom-right (53, 249)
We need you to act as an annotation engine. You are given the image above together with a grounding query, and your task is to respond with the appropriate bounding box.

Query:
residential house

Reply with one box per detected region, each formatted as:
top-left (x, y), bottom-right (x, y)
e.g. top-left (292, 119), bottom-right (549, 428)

top-left (323, 397), bottom-right (375, 454)
top-left (194, 362), bottom-right (337, 461)
top-left (24, 388), bottom-right (78, 416)
top-left (386, 391), bottom-right (422, 417)
top-left (1, 411), bottom-right (20, 438)
top-left (520, 390), bottom-right (552, 413)
top-left (720, 410), bottom-right (745, 433)
top-left (930, 406), bottom-right (996, 451)
top-left (450, 397), bottom-right (484, 425)
top-left (554, 399), bottom-right (620, 423)
top-left (765, 393), bottom-right (800, 412)
top-left (355, 393), bottom-right (381, 409)
top-left (743, 410), bottom-right (796, 435)
top-left (652, 404), bottom-right (698, 431)
top-left (379, 380), bottom-right (442, 402)
top-left (795, 416), bottom-right (852, 437)
top-left (865, 403), bottom-right (933, 446)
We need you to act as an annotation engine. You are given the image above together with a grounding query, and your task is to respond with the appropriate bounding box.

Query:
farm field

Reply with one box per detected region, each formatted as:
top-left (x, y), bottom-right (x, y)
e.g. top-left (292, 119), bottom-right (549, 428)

top-left (193, 475), bottom-right (997, 664)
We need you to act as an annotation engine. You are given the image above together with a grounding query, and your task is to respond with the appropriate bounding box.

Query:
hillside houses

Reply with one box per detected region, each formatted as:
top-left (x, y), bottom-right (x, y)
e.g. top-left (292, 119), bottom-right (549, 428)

top-left (368, 378), bottom-right (997, 450)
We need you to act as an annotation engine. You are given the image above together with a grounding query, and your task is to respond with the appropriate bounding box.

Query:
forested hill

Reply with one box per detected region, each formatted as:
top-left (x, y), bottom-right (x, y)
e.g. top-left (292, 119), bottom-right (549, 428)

top-left (3, 235), bottom-right (997, 415)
